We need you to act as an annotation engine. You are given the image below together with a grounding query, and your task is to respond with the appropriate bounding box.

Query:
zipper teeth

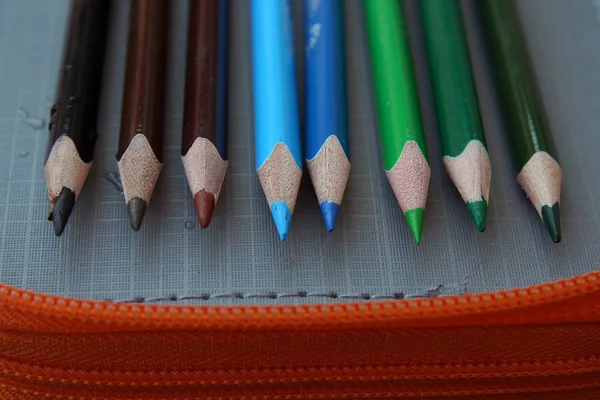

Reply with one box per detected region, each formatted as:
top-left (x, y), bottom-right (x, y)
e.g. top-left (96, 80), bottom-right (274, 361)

top-left (2, 376), bottom-right (599, 400)
top-left (1, 272), bottom-right (598, 329)
top-left (2, 357), bottom-right (599, 386)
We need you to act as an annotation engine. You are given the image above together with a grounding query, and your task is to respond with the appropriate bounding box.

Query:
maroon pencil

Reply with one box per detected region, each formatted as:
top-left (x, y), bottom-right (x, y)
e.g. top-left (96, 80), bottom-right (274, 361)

top-left (116, 0), bottom-right (169, 231)
top-left (181, 0), bottom-right (229, 228)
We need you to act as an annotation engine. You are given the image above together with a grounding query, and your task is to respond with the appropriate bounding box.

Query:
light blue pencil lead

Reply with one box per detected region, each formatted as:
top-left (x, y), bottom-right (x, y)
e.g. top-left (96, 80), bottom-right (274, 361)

top-left (271, 201), bottom-right (292, 240)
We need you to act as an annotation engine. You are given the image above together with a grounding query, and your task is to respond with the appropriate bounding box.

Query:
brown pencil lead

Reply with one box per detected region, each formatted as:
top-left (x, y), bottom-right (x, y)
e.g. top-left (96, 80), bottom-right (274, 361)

top-left (194, 189), bottom-right (216, 228)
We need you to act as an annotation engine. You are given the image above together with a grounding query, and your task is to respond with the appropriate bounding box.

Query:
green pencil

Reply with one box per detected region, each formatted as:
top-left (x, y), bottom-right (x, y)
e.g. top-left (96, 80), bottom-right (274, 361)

top-left (478, 0), bottom-right (563, 243)
top-left (420, 0), bottom-right (490, 232)
top-left (364, 0), bottom-right (431, 244)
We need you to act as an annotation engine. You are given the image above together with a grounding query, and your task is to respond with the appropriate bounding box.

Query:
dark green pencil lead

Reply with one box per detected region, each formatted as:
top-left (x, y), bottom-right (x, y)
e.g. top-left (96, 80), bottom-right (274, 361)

top-left (541, 203), bottom-right (561, 243)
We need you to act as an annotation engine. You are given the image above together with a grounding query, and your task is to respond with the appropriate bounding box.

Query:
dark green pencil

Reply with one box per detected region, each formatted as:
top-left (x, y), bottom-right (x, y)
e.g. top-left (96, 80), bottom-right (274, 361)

top-left (420, 0), bottom-right (490, 232)
top-left (478, 0), bottom-right (563, 243)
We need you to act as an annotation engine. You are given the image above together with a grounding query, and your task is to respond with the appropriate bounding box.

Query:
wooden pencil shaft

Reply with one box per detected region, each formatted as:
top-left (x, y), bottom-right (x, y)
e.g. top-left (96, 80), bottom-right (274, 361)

top-left (304, 0), bottom-right (349, 161)
top-left (47, 0), bottom-right (111, 163)
top-left (117, 0), bottom-right (169, 162)
top-left (420, 0), bottom-right (486, 157)
top-left (182, 0), bottom-right (228, 160)
top-left (477, 0), bottom-right (557, 170)
top-left (363, 0), bottom-right (428, 170)
top-left (252, 0), bottom-right (302, 171)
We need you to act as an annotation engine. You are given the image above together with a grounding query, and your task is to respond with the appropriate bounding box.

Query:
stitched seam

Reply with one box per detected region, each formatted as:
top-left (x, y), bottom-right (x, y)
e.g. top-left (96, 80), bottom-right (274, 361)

top-left (110, 285), bottom-right (451, 303)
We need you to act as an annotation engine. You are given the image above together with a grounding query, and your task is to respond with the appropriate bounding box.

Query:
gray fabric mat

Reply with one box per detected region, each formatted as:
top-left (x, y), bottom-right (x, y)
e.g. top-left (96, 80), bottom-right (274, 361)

top-left (0, 0), bottom-right (599, 305)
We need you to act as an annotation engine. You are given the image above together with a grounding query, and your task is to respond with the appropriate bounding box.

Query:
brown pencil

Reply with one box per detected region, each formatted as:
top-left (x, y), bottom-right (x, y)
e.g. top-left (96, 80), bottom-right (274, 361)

top-left (44, 0), bottom-right (111, 236)
top-left (181, 0), bottom-right (229, 228)
top-left (116, 0), bottom-right (169, 231)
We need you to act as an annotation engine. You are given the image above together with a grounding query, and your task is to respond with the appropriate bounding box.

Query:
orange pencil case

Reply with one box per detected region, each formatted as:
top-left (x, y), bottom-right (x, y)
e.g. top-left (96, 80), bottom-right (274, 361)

top-left (2, 0), bottom-right (600, 398)
top-left (1, 273), bottom-right (600, 399)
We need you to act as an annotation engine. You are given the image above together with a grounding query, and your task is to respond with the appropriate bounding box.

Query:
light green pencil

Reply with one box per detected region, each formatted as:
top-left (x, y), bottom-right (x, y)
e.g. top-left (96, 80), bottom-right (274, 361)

top-left (364, 0), bottom-right (431, 244)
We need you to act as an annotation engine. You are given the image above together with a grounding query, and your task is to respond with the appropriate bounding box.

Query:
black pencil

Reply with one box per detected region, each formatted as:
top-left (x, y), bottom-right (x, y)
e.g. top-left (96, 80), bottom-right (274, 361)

top-left (44, 0), bottom-right (112, 236)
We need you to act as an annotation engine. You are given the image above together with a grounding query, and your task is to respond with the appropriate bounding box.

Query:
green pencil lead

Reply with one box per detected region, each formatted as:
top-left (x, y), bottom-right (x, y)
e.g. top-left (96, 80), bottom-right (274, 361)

top-left (405, 208), bottom-right (424, 245)
top-left (467, 200), bottom-right (488, 233)
top-left (541, 203), bottom-right (561, 243)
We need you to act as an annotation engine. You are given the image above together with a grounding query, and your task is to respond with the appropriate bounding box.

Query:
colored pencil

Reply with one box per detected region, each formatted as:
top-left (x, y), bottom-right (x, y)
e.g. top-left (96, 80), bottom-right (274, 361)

top-left (251, 0), bottom-right (302, 240)
top-left (181, 0), bottom-right (229, 228)
top-left (44, 0), bottom-right (111, 236)
top-left (363, 0), bottom-right (431, 244)
top-left (478, 0), bottom-right (563, 242)
top-left (304, 0), bottom-right (350, 232)
top-left (116, 0), bottom-right (169, 231)
top-left (420, 0), bottom-right (490, 232)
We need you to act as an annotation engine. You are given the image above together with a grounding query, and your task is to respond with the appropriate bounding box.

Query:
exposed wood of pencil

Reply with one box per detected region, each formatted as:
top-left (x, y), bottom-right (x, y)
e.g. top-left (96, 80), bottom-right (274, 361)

top-left (182, 138), bottom-right (228, 228)
top-left (517, 151), bottom-right (562, 238)
top-left (306, 136), bottom-right (351, 230)
top-left (181, 0), bottom-right (229, 228)
top-left (256, 143), bottom-right (302, 239)
top-left (477, 0), bottom-right (562, 242)
top-left (117, 0), bottom-right (169, 231)
top-left (44, 0), bottom-right (111, 236)
top-left (385, 141), bottom-right (430, 243)
top-left (443, 141), bottom-right (491, 232)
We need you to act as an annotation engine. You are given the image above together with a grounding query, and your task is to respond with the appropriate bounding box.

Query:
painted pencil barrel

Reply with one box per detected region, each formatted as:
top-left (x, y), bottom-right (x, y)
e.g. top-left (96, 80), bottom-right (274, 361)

top-left (216, 0), bottom-right (229, 160)
top-left (478, 0), bottom-right (562, 242)
top-left (420, 0), bottom-right (490, 232)
top-left (44, 0), bottom-right (111, 236)
top-left (304, 0), bottom-right (350, 232)
top-left (251, 0), bottom-right (302, 240)
top-left (181, 0), bottom-right (229, 228)
top-left (363, 0), bottom-right (428, 169)
top-left (364, 0), bottom-right (431, 243)
top-left (477, 0), bottom-right (557, 169)
top-left (420, 0), bottom-right (486, 157)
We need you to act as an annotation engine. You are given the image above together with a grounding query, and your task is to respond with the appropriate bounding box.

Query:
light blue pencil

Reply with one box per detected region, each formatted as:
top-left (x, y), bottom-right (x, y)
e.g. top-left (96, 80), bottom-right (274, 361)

top-left (304, 0), bottom-right (350, 232)
top-left (252, 0), bottom-right (303, 240)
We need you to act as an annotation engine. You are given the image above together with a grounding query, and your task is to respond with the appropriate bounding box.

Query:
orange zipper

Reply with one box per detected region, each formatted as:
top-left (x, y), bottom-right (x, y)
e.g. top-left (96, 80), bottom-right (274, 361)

top-left (1, 272), bottom-right (599, 331)
top-left (1, 271), bottom-right (600, 399)
top-left (0, 365), bottom-right (600, 399)
top-left (1, 356), bottom-right (600, 384)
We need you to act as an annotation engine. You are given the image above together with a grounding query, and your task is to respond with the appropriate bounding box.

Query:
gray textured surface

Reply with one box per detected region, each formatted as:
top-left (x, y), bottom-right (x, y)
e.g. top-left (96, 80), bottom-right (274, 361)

top-left (0, 0), bottom-right (599, 305)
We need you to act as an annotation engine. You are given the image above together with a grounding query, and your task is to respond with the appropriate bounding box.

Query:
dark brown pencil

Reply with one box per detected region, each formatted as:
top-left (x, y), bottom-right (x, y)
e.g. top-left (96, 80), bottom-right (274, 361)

top-left (181, 0), bottom-right (229, 228)
top-left (44, 0), bottom-right (111, 236)
top-left (117, 0), bottom-right (169, 231)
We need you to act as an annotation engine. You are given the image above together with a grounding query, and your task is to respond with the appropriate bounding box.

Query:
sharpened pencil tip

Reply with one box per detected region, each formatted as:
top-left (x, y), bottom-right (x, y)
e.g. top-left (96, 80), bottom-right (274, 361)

top-left (271, 201), bottom-right (292, 241)
top-left (51, 187), bottom-right (76, 236)
top-left (405, 208), bottom-right (424, 244)
top-left (320, 202), bottom-right (340, 232)
top-left (194, 189), bottom-right (215, 228)
top-left (127, 197), bottom-right (147, 232)
top-left (467, 200), bottom-right (488, 233)
top-left (541, 203), bottom-right (561, 243)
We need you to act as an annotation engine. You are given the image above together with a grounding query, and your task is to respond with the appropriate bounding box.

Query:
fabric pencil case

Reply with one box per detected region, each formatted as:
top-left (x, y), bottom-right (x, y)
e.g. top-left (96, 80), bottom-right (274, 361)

top-left (1, 0), bottom-right (600, 398)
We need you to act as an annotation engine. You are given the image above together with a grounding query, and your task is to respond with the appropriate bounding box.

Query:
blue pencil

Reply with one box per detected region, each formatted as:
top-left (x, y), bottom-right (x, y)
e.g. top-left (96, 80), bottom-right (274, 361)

top-left (304, 0), bottom-right (350, 232)
top-left (251, 0), bottom-right (303, 240)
